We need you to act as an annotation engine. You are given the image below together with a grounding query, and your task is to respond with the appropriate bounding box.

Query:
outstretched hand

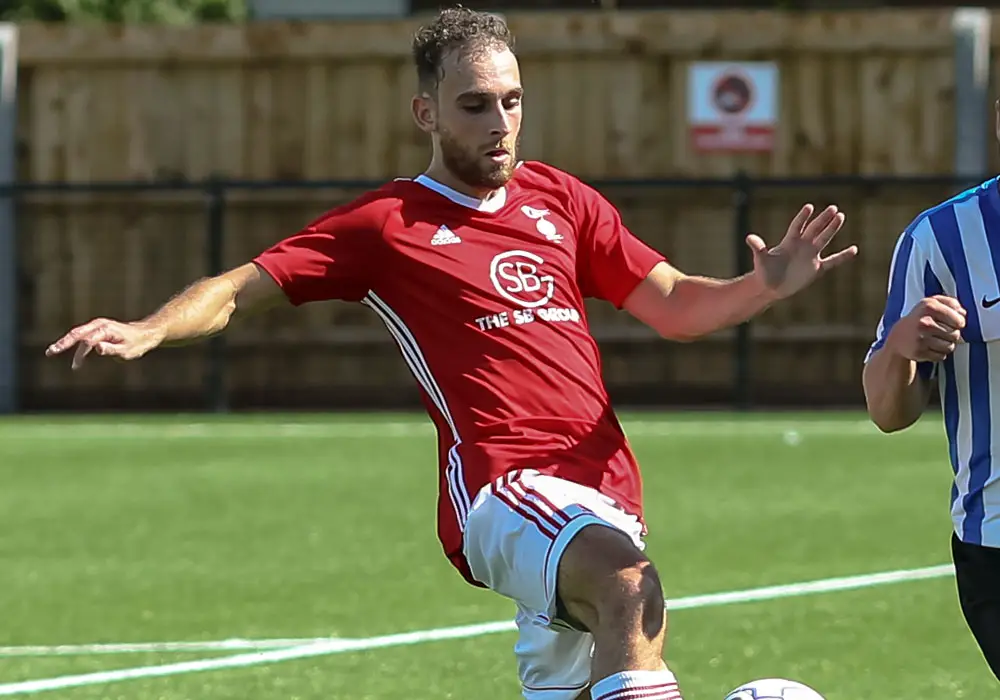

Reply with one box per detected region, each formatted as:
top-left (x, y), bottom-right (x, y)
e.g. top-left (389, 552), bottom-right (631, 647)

top-left (45, 318), bottom-right (164, 370)
top-left (747, 204), bottom-right (858, 299)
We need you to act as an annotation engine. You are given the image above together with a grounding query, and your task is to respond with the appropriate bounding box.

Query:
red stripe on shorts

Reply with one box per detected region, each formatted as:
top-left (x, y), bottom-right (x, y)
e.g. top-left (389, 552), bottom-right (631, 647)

top-left (597, 683), bottom-right (681, 700)
top-left (491, 473), bottom-right (559, 539)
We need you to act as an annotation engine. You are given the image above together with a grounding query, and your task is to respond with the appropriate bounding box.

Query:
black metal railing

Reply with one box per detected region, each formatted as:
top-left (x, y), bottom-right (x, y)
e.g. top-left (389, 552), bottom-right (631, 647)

top-left (8, 172), bottom-right (987, 413)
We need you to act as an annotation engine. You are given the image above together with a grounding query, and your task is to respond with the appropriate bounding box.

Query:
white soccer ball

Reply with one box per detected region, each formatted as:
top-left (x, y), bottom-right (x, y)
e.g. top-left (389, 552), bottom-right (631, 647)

top-left (724, 678), bottom-right (825, 700)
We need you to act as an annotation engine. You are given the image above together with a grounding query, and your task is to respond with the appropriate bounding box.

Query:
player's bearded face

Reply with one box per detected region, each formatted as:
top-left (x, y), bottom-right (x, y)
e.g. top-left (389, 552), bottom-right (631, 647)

top-left (437, 124), bottom-right (519, 189)
top-left (429, 47), bottom-right (523, 191)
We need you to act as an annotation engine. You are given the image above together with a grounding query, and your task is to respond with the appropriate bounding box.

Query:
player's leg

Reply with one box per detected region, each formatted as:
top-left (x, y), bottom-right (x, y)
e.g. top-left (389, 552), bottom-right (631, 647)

top-left (464, 470), bottom-right (602, 699)
top-left (555, 523), bottom-right (680, 699)
top-left (513, 604), bottom-right (594, 699)
top-left (462, 469), bottom-right (678, 700)
top-left (556, 524), bottom-right (668, 675)
top-left (952, 533), bottom-right (1000, 681)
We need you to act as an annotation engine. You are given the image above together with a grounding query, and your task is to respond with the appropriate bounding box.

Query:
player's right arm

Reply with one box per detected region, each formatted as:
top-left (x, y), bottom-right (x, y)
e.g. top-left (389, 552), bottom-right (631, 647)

top-left (45, 262), bottom-right (285, 370)
top-left (861, 229), bottom-right (965, 433)
top-left (46, 196), bottom-right (382, 371)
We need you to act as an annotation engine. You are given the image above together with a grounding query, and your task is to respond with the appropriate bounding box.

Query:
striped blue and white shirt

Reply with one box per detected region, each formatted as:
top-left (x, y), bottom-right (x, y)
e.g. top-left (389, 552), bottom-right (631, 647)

top-left (866, 177), bottom-right (1000, 549)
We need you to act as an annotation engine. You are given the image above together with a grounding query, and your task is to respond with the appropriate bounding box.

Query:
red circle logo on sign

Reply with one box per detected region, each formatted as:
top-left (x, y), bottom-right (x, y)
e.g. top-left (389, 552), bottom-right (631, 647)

top-left (711, 70), bottom-right (755, 117)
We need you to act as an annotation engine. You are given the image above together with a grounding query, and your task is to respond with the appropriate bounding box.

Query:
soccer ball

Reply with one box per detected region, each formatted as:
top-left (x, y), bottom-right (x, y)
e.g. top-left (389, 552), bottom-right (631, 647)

top-left (723, 678), bottom-right (825, 700)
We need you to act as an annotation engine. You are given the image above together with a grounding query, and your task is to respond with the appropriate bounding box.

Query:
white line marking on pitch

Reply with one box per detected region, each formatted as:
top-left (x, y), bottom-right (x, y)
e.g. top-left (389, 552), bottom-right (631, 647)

top-left (0, 639), bottom-right (327, 658)
top-left (0, 563), bottom-right (954, 695)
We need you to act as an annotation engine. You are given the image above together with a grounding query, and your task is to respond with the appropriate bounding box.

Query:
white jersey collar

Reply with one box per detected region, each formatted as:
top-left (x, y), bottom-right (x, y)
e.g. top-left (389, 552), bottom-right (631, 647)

top-left (412, 173), bottom-right (509, 213)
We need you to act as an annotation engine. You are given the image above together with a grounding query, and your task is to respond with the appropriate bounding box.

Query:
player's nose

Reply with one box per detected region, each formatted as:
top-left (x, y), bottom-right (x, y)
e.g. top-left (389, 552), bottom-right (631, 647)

top-left (488, 122), bottom-right (510, 139)
top-left (487, 104), bottom-right (512, 137)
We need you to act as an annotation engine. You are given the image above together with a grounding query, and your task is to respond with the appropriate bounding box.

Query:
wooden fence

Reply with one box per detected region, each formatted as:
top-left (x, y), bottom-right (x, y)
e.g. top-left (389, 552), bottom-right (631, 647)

top-left (15, 10), bottom-right (977, 183)
top-left (12, 10), bottom-right (998, 409)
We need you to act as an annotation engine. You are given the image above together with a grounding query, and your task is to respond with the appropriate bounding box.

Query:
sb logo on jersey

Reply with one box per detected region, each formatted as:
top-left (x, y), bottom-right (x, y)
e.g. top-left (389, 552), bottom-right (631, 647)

top-left (475, 250), bottom-right (580, 332)
top-left (490, 251), bottom-right (555, 308)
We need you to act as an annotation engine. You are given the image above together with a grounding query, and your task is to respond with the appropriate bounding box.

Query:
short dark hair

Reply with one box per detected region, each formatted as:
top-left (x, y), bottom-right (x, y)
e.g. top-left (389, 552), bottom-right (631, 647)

top-left (411, 6), bottom-right (515, 93)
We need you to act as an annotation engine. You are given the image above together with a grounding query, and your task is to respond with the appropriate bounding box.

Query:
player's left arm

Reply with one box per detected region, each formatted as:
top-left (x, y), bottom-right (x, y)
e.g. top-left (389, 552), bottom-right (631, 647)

top-left (574, 178), bottom-right (857, 341)
top-left (622, 261), bottom-right (783, 342)
top-left (623, 204), bottom-right (855, 341)
top-left (603, 210), bottom-right (855, 345)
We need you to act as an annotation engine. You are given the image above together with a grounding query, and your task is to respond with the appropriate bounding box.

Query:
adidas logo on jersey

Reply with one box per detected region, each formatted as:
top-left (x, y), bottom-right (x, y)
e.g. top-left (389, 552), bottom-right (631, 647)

top-left (431, 225), bottom-right (462, 246)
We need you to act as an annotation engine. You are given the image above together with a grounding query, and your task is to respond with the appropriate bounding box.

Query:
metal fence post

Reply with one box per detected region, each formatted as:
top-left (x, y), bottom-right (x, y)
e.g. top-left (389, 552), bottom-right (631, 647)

top-left (733, 171), bottom-right (753, 411)
top-left (205, 178), bottom-right (228, 413)
top-left (953, 8), bottom-right (991, 183)
top-left (0, 25), bottom-right (17, 415)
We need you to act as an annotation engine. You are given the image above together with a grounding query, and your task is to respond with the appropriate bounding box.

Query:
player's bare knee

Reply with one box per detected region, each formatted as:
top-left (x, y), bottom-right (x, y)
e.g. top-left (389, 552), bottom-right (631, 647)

top-left (556, 523), bottom-right (664, 640)
top-left (600, 559), bottom-right (665, 641)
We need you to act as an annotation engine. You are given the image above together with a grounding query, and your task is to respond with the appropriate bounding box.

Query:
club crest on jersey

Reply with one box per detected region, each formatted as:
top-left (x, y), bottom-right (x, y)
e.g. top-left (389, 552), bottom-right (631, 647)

top-left (521, 205), bottom-right (563, 243)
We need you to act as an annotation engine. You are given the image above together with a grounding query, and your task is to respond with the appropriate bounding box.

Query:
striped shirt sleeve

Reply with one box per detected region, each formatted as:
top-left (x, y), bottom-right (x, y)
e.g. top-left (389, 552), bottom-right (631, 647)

top-left (865, 225), bottom-right (938, 379)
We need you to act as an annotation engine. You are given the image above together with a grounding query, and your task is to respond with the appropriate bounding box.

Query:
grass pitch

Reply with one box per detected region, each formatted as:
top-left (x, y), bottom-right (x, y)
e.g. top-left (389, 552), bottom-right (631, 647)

top-left (0, 411), bottom-right (992, 698)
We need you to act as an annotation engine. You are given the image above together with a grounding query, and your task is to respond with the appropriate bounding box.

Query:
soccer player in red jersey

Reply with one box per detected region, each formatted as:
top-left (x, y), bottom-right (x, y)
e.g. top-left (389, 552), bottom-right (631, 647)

top-left (46, 7), bottom-right (857, 699)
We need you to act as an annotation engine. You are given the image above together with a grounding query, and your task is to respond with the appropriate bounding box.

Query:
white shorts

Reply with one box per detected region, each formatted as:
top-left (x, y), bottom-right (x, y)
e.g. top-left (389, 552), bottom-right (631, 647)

top-left (462, 469), bottom-right (645, 700)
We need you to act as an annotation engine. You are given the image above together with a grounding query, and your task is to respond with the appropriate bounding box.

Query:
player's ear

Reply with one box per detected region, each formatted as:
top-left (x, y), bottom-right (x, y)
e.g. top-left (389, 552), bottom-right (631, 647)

top-left (412, 92), bottom-right (437, 134)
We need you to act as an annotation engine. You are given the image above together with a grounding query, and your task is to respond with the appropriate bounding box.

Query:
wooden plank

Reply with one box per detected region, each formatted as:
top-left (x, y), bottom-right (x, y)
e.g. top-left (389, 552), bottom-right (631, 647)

top-left (827, 55), bottom-right (859, 175)
top-left (767, 54), bottom-right (795, 177)
top-left (147, 65), bottom-right (187, 180)
top-left (14, 11), bottom-right (958, 65)
top-left (182, 68), bottom-right (216, 181)
top-left (604, 57), bottom-right (639, 177)
top-left (887, 54), bottom-right (921, 175)
top-left (214, 66), bottom-right (246, 178)
top-left (920, 55), bottom-right (956, 174)
top-left (858, 54), bottom-right (892, 175)
top-left (792, 54), bottom-right (825, 174)
top-left (665, 58), bottom-right (692, 176)
top-left (27, 68), bottom-right (64, 182)
top-left (359, 60), bottom-right (395, 180)
top-left (303, 61), bottom-right (331, 180)
top-left (122, 69), bottom-right (154, 179)
top-left (549, 57), bottom-right (578, 174)
top-left (245, 65), bottom-right (274, 179)
top-left (330, 63), bottom-right (365, 179)
top-left (271, 63), bottom-right (306, 180)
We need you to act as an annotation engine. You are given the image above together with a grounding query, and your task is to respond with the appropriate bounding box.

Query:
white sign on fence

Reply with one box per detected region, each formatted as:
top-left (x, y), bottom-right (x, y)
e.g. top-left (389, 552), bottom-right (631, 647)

top-left (687, 61), bottom-right (778, 153)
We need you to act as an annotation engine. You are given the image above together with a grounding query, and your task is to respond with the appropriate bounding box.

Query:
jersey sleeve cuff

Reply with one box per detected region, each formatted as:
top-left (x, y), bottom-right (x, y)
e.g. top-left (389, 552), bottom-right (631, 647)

top-left (252, 255), bottom-right (303, 306)
top-left (609, 250), bottom-right (666, 310)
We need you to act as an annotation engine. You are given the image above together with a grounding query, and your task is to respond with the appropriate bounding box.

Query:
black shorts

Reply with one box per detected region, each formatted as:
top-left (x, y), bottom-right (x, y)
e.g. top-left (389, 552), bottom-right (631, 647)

top-left (951, 533), bottom-right (1000, 681)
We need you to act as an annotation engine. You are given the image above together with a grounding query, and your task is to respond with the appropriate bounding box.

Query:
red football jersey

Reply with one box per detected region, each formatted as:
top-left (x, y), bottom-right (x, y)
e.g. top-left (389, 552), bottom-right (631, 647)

top-left (253, 161), bottom-right (666, 585)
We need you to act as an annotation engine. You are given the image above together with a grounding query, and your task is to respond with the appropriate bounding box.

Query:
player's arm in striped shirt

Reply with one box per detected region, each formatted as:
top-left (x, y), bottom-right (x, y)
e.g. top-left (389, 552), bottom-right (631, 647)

top-left (862, 227), bottom-right (965, 432)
